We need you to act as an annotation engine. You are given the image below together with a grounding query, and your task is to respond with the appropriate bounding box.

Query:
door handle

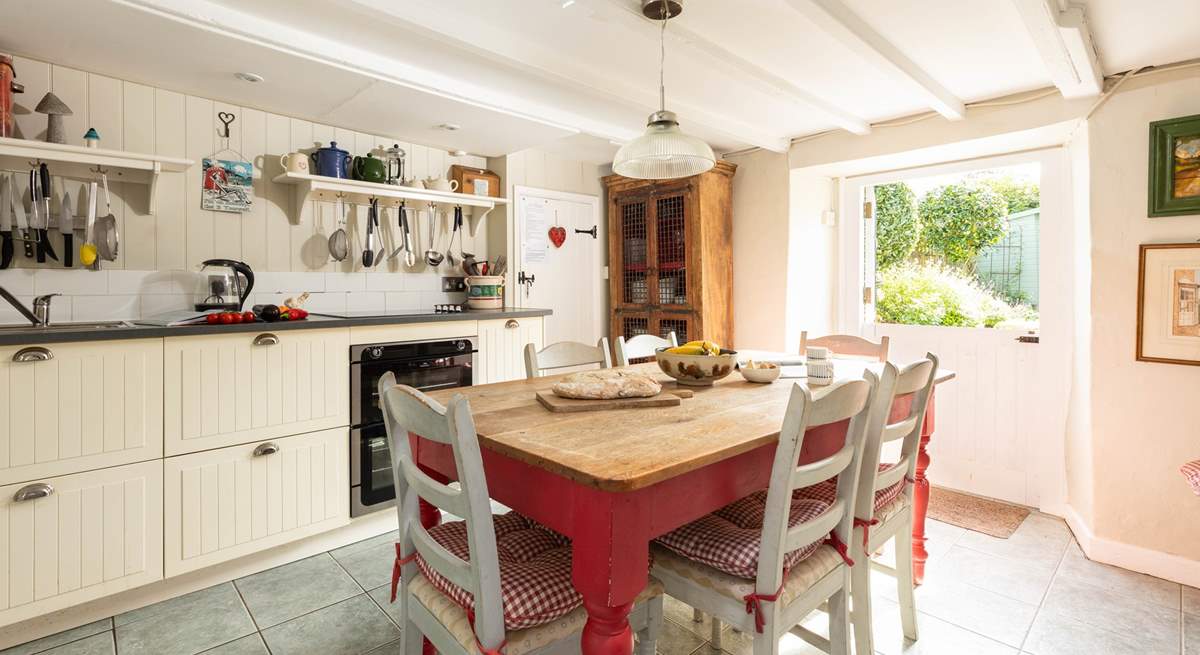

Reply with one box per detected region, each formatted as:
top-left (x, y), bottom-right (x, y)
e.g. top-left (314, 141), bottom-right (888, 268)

top-left (253, 333), bottom-right (280, 346)
top-left (253, 442), bottom-right (280, 457)
top-left (574, 225), bottom-right (597, 239)
top-left (13, 482), bottom-right (54, 502)
top-left (1015, 334), bottom-right (1039, 344)
top-left (505, 319), bottom-right (519, 329)
top-left (12, 346), bottom-right (53, 362)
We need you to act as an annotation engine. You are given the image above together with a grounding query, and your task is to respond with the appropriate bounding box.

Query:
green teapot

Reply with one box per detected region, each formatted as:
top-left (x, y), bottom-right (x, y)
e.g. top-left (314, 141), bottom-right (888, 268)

top-left (352, 153), bottom-right (387, 184)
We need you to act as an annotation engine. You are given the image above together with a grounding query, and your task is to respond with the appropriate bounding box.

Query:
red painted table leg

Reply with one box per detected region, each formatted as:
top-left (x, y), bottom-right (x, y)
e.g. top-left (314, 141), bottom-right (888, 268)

top-left (572, 488), bottom-right (650, 655)
top-left (911, 393), bottom-right (935, 586)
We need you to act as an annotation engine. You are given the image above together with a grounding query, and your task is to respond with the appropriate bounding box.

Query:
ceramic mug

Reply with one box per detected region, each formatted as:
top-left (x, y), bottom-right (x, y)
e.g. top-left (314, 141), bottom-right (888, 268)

top-left (279, 152), bottom-right (309, 174)
top-left (422, 177), bottom-right (459, 192)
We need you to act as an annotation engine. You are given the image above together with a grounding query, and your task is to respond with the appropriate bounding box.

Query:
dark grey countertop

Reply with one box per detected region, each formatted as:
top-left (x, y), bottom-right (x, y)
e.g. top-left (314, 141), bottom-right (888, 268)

top-left (0, 308), bottom-right (552, 347)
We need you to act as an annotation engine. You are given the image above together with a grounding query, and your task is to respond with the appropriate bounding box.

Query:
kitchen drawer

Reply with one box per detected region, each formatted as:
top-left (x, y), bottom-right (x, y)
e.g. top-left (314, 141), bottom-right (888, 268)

top-left (0, 339), bottom-right (163, 485)
top-left (164, 427), bottom-right (349, 577)
top-left (164, 328), bottom-right (350, 455)
top-left (476, 317), bottom-right (543, 384)
top-left (0, 460), bottom-right (163, 627)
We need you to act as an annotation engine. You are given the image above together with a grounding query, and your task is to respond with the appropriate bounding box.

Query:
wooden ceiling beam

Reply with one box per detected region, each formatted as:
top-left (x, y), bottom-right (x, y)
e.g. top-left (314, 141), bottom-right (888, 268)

top-left (1010, 0), bottom-right (1104, 98)
top-left (783, 0), bottom-right (966, 121)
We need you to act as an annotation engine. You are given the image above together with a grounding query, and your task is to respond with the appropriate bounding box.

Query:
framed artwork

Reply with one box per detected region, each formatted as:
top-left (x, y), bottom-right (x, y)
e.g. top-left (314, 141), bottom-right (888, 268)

top-left (1148, 114), bottom-right (1200, 217)
top-left (1137, 243), bottom-right (1200, 365)
top-left (201, 158), bottom-right (253, 213)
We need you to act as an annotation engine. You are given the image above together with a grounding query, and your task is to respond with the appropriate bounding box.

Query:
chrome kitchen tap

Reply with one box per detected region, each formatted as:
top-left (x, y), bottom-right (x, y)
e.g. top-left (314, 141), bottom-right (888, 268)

top-left (0, 286), bottom-right (56, 326)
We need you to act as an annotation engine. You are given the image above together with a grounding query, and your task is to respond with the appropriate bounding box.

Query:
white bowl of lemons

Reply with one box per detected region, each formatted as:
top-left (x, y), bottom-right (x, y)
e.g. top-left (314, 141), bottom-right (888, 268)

top-left (739, 359), bottom-right (781, 384)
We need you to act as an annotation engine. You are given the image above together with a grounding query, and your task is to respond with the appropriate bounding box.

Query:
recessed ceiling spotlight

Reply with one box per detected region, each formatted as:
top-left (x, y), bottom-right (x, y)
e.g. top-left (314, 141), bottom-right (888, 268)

top-left (436, 123), bottom-right (461, 131)
top-left (448, 149), bottom-right (467, 157)
top-left (234, 72), bottom-right (264, 83)
top-left (561, 0), bottom-right (576, 7)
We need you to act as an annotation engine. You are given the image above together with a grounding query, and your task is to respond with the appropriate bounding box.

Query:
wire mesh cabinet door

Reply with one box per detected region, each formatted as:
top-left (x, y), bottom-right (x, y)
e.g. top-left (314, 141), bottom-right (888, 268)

top-left (653, 312), bottom-right (695, 346)
top-left (652, 187), bottom-right (695, 310)
top-left (612, 194), bottom-right (652, 310)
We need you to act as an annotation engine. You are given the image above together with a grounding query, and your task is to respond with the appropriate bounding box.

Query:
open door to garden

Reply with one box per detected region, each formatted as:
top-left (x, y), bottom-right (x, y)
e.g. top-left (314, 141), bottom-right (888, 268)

top-left (840, 149), bottom-right (1070, 510)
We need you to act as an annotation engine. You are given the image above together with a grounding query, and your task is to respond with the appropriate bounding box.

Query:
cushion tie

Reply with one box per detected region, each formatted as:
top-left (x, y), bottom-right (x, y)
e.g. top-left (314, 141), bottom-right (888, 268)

top-left (466, 607), bottom-right (509, 655)
top-left (390, 543), bottom-right (419, 603)
top-left (904, 475), bottom-right (916, 485)
top-left (853, 517), bottom-right (879, 553)
top-left (742, 580), bottom-right (786, 634)
top-left (823, 531), bottom-right (855, 567)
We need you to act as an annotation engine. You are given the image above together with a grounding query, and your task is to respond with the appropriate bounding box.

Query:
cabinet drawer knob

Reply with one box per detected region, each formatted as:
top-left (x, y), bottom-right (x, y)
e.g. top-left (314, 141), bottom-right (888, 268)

top-left (253, 333), bottom-right (280, 346)
top-left (13, 482), bottom-right (54, 502)
top-left (505, 320), bottom-right (519, 329)
top-left (12, 346), bottom-right (53, 363)
top-left (253, 442), bottom-right (280, 457)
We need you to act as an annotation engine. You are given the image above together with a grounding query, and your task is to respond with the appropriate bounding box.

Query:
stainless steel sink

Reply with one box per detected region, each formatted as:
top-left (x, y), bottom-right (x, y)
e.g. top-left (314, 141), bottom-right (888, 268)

top-left (0, 321), bottom-right (135, 333)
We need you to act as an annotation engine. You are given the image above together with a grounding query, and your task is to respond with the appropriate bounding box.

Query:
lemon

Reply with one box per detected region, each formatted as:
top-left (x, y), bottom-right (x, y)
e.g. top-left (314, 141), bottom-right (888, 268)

top-left (667, 345), bottom-right (706, 356)
top-left (79, 243), bottom-right (98, 266)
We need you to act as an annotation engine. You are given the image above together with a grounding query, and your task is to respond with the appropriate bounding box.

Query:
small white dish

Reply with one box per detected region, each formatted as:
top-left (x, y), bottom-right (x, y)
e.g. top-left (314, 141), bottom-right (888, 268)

top-left (739, 364), bottom-right (781, 384)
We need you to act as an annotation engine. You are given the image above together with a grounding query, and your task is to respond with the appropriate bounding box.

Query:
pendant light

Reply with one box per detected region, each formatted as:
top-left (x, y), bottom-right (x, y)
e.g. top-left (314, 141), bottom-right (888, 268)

top-left (612, 0), bottom-right (716, 180)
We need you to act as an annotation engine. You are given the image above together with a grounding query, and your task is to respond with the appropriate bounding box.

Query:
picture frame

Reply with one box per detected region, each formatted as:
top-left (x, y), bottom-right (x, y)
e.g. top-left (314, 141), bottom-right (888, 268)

top-left (1148, 113), bottom-right (1200, 217)
top-left (1137, 243), bottom-right (1200, 365)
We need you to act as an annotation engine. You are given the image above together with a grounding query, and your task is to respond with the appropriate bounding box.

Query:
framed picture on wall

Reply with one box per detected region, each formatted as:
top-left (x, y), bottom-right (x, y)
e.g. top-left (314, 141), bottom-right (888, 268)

top-left (1148, 113), bottom-right (1200, 217)
top-left (1137, 243), bottom-right (1200, 365)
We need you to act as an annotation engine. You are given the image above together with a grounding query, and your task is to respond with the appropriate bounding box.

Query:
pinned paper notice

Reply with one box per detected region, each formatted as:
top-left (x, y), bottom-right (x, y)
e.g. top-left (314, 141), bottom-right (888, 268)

top-left (524, 200), bottom-right (548, 263)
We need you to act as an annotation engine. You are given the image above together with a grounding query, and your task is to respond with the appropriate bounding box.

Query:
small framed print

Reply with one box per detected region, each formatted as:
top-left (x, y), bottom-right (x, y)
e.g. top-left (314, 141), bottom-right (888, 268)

top-left (1137, 243), bottom-right (1200, 365)
top-left (1148, 114), bottom-right (1200, 217)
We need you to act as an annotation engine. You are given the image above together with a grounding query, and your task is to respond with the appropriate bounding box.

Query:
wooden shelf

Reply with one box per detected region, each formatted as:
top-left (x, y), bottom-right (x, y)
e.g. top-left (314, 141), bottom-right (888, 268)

top-left (0, 136), bottom-right (192, 214)
top-left (272, 171), bottom-right (507, 235)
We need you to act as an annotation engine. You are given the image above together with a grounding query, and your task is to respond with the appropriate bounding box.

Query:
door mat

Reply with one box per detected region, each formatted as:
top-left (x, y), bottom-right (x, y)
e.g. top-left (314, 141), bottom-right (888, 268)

top-left (927, 486), bottom-right (1031, 539)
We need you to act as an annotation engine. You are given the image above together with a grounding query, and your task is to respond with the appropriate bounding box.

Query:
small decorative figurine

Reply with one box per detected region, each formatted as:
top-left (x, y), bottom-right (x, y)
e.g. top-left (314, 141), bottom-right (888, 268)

top-left (34, 92), bottom-right (72, 144)
top-left (83, 127), bottom-right (100, 148)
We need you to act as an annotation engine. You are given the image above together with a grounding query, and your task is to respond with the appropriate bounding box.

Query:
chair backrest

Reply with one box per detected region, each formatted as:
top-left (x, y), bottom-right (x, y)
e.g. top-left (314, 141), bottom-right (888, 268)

top-left (524, 338), bottom-right (613, 378)
top-left (379, 372), bottom-right (506, 649)
top-left (855, 354), bottom-right (938, 523)
top-left (614, 332), bottom-right (678, 366)
top-left (801, 331), bottom-right (890, 363)
top-left (754, 376), bottom-right (877, 595)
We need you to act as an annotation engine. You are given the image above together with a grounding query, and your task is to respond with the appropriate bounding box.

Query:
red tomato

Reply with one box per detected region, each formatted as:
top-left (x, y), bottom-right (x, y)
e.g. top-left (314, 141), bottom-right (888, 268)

top-left (219, 312), bottom-right (235, 324)
top-left (243, 311), bottom-right (256, 323)
top-left (206, 313), bottom-right (220, 324)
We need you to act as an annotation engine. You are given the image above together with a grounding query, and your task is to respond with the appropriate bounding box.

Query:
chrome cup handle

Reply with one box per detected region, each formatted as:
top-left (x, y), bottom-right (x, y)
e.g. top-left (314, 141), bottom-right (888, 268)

top-left (253, 442), bottom-right (279, 457)
top-left (13, 346), bottom-right (53, 363)
top-left (13, 482), bottom-right (54, 502)
top-left (253, 333), bottom-right (279, 346)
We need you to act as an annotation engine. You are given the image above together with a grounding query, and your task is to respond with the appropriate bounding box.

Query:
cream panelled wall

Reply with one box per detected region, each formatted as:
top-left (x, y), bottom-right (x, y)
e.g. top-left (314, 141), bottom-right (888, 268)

top-left (6, 55), bottom-right (489, 274)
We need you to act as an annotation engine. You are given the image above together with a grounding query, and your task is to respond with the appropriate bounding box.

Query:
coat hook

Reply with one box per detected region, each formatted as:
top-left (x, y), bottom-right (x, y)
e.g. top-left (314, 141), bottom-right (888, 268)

top-left (217, 111), bottom-right (236, 139)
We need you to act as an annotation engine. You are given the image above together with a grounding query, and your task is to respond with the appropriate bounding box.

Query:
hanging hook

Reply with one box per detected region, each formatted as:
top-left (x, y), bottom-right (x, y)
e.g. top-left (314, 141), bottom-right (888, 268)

top-left (217, 111), bottom-right (236, 139)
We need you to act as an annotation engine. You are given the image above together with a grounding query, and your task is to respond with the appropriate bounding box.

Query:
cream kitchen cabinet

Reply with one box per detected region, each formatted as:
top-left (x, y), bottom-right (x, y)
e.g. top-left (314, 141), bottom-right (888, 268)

top-left (163, 328), bottom-right (350, 456)
top-left (163, 427), bottom-right (349, 576)
top-left (0, 460), bottom-right (163, 626)
top-left (476, 317), bottom-right (544, 384)
top-left (0, 339), bottom-right (163, 485)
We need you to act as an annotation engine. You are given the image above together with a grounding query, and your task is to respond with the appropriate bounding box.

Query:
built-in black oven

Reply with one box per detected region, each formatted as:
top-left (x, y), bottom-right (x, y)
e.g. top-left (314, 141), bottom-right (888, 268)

top-left (350, 337), bottom-right (476, 517)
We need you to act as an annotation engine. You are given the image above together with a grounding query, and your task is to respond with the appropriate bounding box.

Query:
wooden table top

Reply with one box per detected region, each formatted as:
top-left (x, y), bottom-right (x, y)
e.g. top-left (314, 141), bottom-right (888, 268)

top-left (427, 361), bottom-right (954, 493)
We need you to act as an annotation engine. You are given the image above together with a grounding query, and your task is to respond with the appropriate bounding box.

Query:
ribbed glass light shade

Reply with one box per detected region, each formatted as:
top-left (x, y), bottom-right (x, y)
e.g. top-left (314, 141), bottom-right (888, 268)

top-left (612, 112), bottom-right (716, 180)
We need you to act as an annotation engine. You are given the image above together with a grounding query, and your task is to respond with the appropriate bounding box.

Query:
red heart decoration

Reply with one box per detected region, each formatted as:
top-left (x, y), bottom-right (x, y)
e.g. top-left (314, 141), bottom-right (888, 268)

top-left (548, 226), bottom-right (567, 248)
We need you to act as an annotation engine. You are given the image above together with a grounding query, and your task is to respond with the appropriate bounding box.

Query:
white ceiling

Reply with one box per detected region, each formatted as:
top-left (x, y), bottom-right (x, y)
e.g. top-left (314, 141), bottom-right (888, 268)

top-left (3, 0), bottom-right (1199, 163)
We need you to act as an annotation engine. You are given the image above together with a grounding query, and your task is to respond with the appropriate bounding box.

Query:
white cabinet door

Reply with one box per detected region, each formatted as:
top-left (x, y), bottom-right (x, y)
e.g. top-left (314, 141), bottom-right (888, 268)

top-left (164, 328), bottom-right (350, 455)
top-left (0, 460), bottom-right (163, 627)
top-left (476, 317), bottom-right (544, 384)
top-left (163, 427), bottom-right (349, 577)
top-left (0, 339), bottom-right (163, 485)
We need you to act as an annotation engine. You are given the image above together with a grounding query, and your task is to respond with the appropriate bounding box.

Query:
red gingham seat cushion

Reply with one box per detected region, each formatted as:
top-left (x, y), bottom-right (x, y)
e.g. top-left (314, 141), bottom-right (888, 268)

top-left (652, 491), bottom-right (830, 579)
top-left (793, 463), bottom-right (905, 514)
top-left (415, 512), bottom-right (580, 630)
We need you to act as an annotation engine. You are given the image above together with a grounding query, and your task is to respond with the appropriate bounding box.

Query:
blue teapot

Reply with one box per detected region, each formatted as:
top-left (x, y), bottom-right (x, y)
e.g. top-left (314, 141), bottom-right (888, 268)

top-left (309, 141), bottom-right (351, 178)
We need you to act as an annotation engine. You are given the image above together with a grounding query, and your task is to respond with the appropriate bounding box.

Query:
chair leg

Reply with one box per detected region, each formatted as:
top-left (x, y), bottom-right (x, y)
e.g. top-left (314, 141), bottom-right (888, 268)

top-left (850, 542), bottom-right (875, 655)
top-left (828, 573), bottom-right (852, 655)
top-left (636, 596), bottom-right (664, 655)
top-left (895, 518), bottom-right (920, 641)
top-left (710, 617), bottom-right (724, 650)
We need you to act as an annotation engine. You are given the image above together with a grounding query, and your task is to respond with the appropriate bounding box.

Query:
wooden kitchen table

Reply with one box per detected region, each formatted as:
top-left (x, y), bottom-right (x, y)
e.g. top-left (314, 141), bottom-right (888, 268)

top-left (419, 361), bottom-right (953, 655)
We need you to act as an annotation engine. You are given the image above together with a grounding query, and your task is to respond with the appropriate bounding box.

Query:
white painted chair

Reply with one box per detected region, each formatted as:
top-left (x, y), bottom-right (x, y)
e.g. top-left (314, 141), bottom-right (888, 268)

top-left (844, 354), bottom-right (937, 655)
top-left (650, 376), bottom-right (878, 655)
top-left (801, 332), bottom-right (890, 363)
top-left (524, 338), bottom-right (612, 379)
top-left (614, 332), bottom-right (678, 366)
top-left (379, 373), bottom-right (664, 655)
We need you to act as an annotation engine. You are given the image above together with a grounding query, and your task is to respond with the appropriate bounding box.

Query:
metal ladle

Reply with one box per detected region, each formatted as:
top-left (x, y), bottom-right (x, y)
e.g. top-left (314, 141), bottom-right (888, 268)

top-left (424, 202), bottom-right (444, 267)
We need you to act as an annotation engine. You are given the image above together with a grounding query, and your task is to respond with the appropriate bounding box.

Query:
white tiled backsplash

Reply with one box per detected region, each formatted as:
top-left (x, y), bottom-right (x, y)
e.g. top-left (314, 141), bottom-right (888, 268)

top-left (0, 269), bottom-right (464, 324)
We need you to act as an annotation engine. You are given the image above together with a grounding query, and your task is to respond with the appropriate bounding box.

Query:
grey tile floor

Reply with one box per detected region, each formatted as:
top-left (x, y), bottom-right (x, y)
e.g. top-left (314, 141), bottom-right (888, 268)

top-left (3, 514), bottom-right (1194, 655)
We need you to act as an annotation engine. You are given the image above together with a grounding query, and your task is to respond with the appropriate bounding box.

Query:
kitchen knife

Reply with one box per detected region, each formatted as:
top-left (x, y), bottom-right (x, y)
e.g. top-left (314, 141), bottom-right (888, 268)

top-left (38, 164), bottom-right (57, 262)
top-left (59, 188), bottom-right (73, 267)
top-left (29, 168), bottom-right (44, 262)
top-left (0, 174), bottom-right (12, 269)
top-left (12, 175), bottom-right (32, 259)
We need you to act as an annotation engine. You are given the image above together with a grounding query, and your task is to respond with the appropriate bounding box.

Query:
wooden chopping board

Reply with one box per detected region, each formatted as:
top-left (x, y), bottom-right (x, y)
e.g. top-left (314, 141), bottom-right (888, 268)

top-left (536, 388), bottom-right (694, 413)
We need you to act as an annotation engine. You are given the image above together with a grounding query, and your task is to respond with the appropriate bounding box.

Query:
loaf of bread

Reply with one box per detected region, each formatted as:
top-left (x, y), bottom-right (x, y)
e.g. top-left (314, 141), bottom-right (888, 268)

top-left (551, 370), bottom-right (662, 399)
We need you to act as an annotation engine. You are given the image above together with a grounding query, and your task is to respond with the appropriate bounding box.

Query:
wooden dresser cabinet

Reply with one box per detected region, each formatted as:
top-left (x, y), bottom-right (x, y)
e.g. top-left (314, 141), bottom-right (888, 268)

top-left (603, 161), bottom-right (736, 347)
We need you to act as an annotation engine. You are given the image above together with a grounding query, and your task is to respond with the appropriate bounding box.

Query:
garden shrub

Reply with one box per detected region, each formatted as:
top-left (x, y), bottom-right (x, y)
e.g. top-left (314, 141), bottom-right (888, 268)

top-left (916, 183), bottom-right (1008, 268)
top-left (876, 263), bottom-right (1037, 329)
top-left (874, 182), bottom-right (919, 270)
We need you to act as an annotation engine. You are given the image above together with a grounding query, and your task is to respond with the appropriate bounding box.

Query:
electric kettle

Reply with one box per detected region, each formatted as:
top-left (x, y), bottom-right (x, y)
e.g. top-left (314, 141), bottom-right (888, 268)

top-left (194, 259), bottom-right (255, 311)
